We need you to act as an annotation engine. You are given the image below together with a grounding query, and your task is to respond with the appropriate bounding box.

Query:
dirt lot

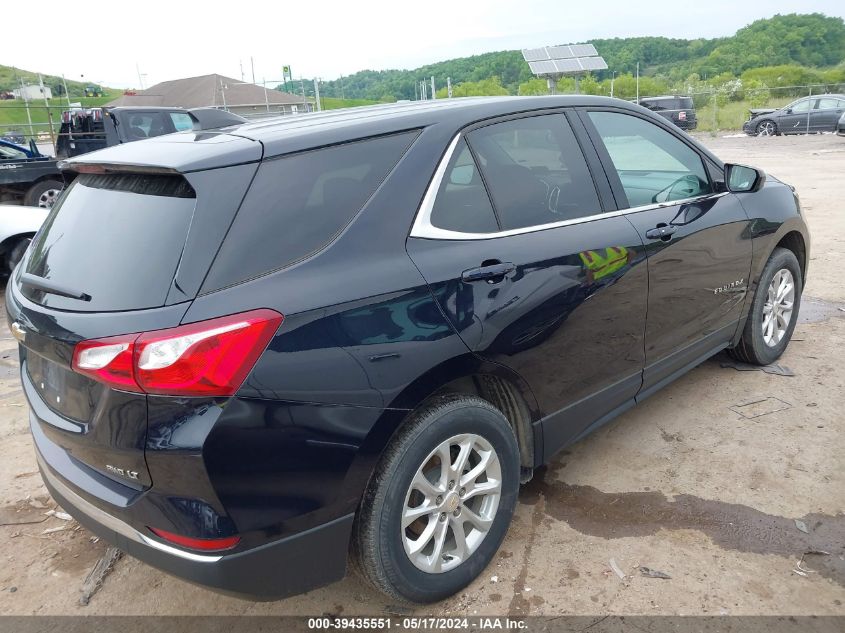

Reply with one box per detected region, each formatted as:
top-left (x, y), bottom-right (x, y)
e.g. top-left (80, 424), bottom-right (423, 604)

top-left (0, 133), bottom-right (843, 617)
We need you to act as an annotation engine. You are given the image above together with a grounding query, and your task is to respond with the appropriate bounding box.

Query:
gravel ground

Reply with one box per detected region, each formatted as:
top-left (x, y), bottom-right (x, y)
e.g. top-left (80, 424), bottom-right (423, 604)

top-left (0, 132), bottom-right (843, 616)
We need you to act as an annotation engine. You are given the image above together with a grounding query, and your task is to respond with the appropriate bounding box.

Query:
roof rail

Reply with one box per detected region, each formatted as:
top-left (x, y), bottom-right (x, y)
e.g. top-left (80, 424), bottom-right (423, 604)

top-left (187, 108), bottom-right (247, 131)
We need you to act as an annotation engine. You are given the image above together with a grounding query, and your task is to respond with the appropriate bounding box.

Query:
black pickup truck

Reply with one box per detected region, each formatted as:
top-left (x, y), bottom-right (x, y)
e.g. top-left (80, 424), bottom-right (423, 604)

top-left (0, 107), bottom-right (245, 207)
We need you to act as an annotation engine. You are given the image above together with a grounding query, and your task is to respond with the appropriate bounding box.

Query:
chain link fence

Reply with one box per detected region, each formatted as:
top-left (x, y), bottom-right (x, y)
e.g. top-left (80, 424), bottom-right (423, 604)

top-left (635, 83), bottom-right (845, 134)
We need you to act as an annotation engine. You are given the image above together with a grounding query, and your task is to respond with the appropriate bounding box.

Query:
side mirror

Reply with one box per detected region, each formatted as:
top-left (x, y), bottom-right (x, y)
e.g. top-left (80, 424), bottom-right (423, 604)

top-left (785, 108), bottom-right (792, 114)
top-left (725, 163), bottom-right (766, 193)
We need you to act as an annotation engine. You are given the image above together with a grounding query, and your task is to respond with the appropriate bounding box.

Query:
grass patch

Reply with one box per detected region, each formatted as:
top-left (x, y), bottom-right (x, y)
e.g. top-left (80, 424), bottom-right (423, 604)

top-left (695, 97), bottom-right (793, 132)
top-left (0, 94), bottom-right (120, 131)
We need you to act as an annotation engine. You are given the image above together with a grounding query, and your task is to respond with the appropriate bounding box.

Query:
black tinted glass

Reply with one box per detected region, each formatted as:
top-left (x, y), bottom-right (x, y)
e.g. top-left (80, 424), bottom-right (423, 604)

top-left (22, 174), bottom-right (197, 311)
top-left (468, 114), bottom-right (601, 230)
top-left (430, 139), bottom-right (498, 233)
top-left (203, 131), bottom-right (418, 291)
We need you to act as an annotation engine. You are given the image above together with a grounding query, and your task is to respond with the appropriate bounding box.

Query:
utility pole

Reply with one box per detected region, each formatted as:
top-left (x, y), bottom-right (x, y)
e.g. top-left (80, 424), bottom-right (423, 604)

top-left (339, 74), bottom-right (345, 100)
top-left (263, 78), bottom-right (270, 113)
top-left (610, 71), bottom-right (616, 98)
top-left (19, 76), bottom-right (34, 142)
top-left (447, 77), bottom-right (452, 98)
top-left (431, 76), bottom-right (436, 99)
top-left (220, 78), bottom-right (228, 111)
top-left (136, 63), bottom-right (146, 90)
top-left (61, 74), bottom-right (71, 107)
top-left (240, 60), bottom-right (245, 82)
top-left (314, 78), bottom-right (322, 112)
top-left (250, 57), bottom-right (256, 84)
top-left (636, 62), bottom-right (640, 103)
top-left (38, 74), bottom-right (56, 151)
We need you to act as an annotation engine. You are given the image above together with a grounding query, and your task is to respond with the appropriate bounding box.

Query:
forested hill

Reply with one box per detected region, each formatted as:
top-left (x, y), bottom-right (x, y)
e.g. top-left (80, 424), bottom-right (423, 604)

top-left (305, 13), bottom-right (845, 101)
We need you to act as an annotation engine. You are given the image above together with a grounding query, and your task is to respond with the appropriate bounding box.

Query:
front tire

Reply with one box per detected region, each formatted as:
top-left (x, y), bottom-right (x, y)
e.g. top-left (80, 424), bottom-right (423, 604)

top-left (756, 120), bottom-right (778, 136)
top-left (352, 395), bottom-right (519, 603)
top-left (729, 247), bottom-right (802, 365)
top-left (5, 236), bottom-right (31, 273)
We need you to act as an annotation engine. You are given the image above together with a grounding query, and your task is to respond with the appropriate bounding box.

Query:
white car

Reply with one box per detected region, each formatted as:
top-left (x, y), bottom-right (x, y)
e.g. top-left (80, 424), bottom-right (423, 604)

top-left (0, 205), bottom-right (48, 273)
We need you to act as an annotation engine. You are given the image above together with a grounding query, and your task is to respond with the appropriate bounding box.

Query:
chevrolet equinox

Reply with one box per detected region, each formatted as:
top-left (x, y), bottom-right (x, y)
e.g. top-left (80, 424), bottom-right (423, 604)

top-left (6, 97), bottom-right (809, 603)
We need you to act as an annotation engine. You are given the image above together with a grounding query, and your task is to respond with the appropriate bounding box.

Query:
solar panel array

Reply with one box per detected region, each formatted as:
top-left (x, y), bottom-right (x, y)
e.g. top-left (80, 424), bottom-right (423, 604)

top-left (522, 44), bottom-right (607, 77)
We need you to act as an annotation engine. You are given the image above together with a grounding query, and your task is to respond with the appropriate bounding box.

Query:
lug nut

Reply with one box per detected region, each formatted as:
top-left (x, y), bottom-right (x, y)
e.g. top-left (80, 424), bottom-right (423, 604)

top-left (439, 513), bottom-right (447, 522)
top-left (453, 508), bottom-right (461, 517)
top-left (459, 487), bottom-right (466, 497)
top-left (436, 495), bottom-right (443, 505)
top-left (448, 481), bottom-right (455, 490)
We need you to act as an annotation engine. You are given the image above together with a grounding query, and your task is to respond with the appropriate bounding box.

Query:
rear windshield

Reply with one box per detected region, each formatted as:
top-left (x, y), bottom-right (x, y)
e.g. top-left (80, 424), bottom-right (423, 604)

top-left (202, 130), bottom-right (418, 292)
top-left (21, 173), bottom-right (196, 312)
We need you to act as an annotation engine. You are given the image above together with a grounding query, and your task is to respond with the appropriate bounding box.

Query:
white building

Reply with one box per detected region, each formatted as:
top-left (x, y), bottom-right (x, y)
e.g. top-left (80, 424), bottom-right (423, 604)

top-left (13, 85), bottom-right (52, 100)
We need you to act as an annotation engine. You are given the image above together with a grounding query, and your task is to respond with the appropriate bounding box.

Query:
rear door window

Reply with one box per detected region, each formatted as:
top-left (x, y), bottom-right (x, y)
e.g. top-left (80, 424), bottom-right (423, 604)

top-left (467, 114), bottom-right (601, 229)
top-left (22, 174), bottom-right (197, 312)
top-left (202, 130), bottom-right (418, 291)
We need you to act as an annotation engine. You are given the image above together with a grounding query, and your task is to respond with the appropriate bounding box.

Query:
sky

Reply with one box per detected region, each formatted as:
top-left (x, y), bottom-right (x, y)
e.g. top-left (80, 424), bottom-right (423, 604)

top-left (4, 0), bottom-right (844, 88)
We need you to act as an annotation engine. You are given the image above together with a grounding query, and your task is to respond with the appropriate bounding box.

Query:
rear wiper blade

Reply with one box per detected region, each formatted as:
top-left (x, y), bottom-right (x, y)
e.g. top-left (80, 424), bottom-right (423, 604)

top-left (20, 273), bottom-right (91, 302)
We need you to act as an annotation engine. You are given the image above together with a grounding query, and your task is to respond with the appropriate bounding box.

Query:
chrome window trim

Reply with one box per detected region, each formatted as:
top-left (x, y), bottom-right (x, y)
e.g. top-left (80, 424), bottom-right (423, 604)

top-left (409, 132), bottom-right (728, 241)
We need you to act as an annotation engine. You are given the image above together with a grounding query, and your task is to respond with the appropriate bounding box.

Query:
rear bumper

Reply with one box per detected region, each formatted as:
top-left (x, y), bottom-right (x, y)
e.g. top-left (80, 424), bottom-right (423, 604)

top-left (35, 435), bottom-right (354, 601)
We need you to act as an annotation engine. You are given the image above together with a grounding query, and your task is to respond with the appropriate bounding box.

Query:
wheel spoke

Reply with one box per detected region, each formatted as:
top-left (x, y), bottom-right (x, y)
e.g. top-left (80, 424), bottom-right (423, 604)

top-left (429, 518), bottom-right (449, 572)
top-left (402, 501), bottom-right (436, 528)
top-left (408, 515), bottom-right (437, 556)
top-left (412, 470), bottom-right (442, 499)
top-left (449, 515), bottom-right (469, 562)
top-left (450, 436), bottom-right (474, 479)
top-left (460, 449), bottom-right (494, 488)
top-left (463, 478), bottom-right (501, 502)
top-left (462, 506), bottom-right (493, 532)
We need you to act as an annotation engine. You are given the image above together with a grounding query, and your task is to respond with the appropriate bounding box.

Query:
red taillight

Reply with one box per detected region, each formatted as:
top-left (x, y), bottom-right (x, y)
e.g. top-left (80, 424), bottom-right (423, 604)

top-left (72, 333), bottom-right (143, 393)
top-left (71, 309), bottom-right (283, 396)
top-left (148, 527), bottom-right (240, 551)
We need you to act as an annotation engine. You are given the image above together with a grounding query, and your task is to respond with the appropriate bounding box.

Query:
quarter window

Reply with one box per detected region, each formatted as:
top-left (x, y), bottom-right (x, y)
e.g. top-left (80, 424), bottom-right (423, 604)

top-left (203, 131), bottom-right (418, 291)
top-left (429, 139), bottom-right (498, 234)
top-left (467, 114), bottom-right (601, 230)
top-left (587, 111), bottom-right (712, 208)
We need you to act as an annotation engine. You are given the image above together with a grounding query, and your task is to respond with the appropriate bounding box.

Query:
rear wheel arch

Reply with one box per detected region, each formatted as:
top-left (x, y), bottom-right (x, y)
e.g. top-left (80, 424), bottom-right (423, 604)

top-left (345, 357), bottom-right (542, 518)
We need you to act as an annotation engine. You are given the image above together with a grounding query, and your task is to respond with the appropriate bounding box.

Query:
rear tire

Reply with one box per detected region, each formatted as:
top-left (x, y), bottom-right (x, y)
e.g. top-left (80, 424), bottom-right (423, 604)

top-left (352, 395), bottom-right (519, 603)
top-left (24, 179), bottom-right (63, 208)
top-left (729, 247), bottom-right (802, 366)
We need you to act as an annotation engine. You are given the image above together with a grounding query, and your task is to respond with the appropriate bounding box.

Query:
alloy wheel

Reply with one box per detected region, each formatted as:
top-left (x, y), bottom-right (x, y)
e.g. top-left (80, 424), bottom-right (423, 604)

top-left (762, 268), bottom-right (794, 347)
top-left (38, 188), bottom-right (61, 208)
top-left (757, 121), bottom-right (776, 136)
top-left (401, 433), bottom-right (502, 574)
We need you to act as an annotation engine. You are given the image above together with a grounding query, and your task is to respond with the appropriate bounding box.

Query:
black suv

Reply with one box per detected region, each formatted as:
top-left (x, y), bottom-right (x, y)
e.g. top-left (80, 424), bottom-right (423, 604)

top-left (638, 95), bottom-right (697, 130)
top-left (6, 97), bottom-right (808, 603)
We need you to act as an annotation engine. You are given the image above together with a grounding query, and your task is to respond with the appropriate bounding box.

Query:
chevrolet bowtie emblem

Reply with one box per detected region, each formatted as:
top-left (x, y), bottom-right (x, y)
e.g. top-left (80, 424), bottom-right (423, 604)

top-left (10, 322), bottom-right (26, 343)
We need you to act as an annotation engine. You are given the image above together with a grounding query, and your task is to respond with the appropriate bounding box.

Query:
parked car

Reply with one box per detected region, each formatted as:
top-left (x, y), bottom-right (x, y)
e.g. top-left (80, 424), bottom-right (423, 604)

top-left (743, 94), bottom-right (845, 135)
top-left (637, 95), bottom-right (697, 130)
top-left (0, 204), bottom-right (48, 273)
top-left (6, 96), bottom-right (809, 603)
top-left (0, 108), bottom-right (245, 208)
top-left (0, 139), bottom-right (64, 208)
top-left (1, 129), bottom-right (26, 145)
top-left (55, 105), bottom-right (217, 158)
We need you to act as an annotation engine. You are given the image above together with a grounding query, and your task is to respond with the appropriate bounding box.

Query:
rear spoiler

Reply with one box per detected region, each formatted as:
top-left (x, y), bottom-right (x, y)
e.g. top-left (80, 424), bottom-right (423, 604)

top-left (187, 108), bottom-right (247, 131)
